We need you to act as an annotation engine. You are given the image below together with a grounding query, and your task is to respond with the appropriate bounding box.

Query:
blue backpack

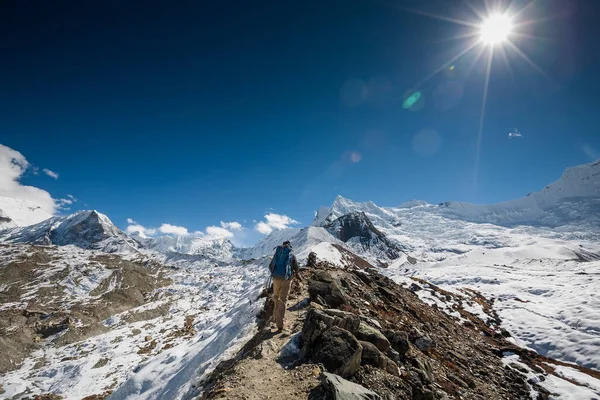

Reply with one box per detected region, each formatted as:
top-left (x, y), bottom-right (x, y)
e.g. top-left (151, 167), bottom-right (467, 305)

top-left (271, 245), bottom-right (293, 279)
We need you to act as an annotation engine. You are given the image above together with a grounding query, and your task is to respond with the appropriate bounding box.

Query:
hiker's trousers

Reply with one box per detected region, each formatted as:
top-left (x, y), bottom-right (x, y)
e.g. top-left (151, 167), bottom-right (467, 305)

top-left (272, 276), bottom-right (291, 330)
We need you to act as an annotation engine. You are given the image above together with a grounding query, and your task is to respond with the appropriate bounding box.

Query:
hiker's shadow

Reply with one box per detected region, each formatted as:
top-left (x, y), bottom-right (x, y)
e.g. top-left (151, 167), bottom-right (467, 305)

top-left (288, 296), bottom-right (310, 312)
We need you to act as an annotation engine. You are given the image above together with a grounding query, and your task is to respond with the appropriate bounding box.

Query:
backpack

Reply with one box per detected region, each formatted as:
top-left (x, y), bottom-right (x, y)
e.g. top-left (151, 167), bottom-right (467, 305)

top-left (271, 245), bottom-right (293, 279)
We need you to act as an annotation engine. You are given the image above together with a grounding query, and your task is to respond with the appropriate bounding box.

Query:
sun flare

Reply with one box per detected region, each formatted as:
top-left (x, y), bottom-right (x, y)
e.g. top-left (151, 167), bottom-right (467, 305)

top-left (480, 13), bottom-right (512, 45)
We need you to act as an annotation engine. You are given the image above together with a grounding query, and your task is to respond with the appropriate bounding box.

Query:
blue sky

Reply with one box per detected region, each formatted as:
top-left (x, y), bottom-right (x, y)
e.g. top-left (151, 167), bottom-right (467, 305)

top-left (1, 0), bottom-right (599, 245)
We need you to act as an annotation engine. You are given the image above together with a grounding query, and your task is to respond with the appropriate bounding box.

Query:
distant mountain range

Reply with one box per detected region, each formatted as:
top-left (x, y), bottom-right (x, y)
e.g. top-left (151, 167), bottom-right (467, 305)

top-left (1, 159), bottom-right (599, 399)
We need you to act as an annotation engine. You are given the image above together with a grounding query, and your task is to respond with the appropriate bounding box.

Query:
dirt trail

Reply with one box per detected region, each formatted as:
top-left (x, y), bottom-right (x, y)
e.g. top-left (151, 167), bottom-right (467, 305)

top-left (201, 276), bottom-right (322, 399)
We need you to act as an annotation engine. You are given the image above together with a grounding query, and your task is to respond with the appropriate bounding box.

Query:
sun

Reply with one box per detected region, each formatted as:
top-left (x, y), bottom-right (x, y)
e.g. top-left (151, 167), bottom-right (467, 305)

top-left (480, 13), bottom-right (513, 45)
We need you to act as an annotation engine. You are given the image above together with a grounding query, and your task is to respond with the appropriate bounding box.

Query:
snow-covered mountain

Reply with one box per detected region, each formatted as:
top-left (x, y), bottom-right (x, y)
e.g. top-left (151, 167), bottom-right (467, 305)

top-left (324, 211), bottom-right (402, 264)
top-left (315, 160), bottom-right (600, 230)
top-left (133, 233), bottom-right (236, 262)
top-left (0, 210), bottom-right (139, 253)
top-left (0, 196), bottom-right (53, 229)
top-left (438, 159), bottom-right (600, 227)
top-left (1, 159), bottom-right (600, 399)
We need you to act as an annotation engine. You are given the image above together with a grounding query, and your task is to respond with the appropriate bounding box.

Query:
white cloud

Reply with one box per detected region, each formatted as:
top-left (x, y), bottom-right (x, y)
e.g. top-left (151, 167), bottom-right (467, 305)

top-left (126, 223), bottom-right (157, 236)
top-left (221, 221), bottom-right (242, 231)
top-left (206, 226), bottom-right (235, 239)
top-left (42, 168), bottom-right (59, 179)
top-left (124, 219), bottom-right (247, 244)
top-left (159, 223), bottom-right (189, 236)
top-left (255, 213), bottom-right (299, 235)
top-left (256, 221), bottom-right (273, 235)
top-left (0, 144), bottom-right (57, 214)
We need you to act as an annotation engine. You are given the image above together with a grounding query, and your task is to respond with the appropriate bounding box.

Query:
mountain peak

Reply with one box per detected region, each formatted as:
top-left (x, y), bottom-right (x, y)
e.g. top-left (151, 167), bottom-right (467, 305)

top-left (0, 209), bottom-right (138, 252)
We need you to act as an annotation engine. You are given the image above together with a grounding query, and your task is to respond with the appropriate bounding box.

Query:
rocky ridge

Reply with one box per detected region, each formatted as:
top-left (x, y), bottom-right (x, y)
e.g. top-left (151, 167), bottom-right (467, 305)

top-left (200, 257), bottom-right (600, 400)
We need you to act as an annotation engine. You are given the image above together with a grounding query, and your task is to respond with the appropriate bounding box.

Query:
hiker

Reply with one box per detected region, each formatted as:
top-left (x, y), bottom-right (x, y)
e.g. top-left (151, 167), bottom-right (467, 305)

top-left (268, 240), bottom-right (299, 332)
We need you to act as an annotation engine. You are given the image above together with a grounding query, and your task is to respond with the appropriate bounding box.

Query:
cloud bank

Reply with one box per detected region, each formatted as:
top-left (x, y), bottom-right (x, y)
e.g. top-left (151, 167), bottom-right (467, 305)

top-left (0, 144), bottom-right (57, 214)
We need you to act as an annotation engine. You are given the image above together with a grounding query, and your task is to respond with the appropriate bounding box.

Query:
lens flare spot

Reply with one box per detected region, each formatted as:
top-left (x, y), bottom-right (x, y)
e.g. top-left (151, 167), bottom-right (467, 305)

top-left (403, 90), bottom-right (424, 111)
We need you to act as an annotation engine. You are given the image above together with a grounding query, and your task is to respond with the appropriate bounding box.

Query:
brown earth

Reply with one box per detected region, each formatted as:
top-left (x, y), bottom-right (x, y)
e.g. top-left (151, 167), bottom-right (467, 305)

top-left (0, 245), bottom-right (172, 374)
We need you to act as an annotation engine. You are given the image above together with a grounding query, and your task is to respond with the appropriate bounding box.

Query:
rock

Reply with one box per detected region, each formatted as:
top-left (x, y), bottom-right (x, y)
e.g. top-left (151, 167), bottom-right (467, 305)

top-left (313, 270), bottom-right (335, 283)
top-left (385, 348), bottom-right (402, 364)
top-left (308, 275), bottom-right (346, 307)
top-left (92, 358), bottom-right (109, 369)
top-left (355, 322), bottom-right (390, 352)
top-left (410, 357), bottom-right (435, 383)
top-left (509, 362), bottom-right (529, 374)
top-left (411, 330), bottom-right (435, 353)
top-left (320, 371), bottom-right (381, 400)
top-left (359, 341), bottom-right (399, 377)
top-left (307, 252), bottom-right (318, 268)
top-left (384, 330), bottom-right (410, 358)
top-left (301, 308), bottom-right (361, 352)
top-left (310, 326), bottom-right (362, 378)
top-left (412, 387), bottom-right (434, 400)
top-left (447, 373), bottom-right (468, 388)
top-left (409, 283), bottom-right (422, 292)
top-left (353, 270), bottom-right (372, 285)
top-left (359, 341), bottom-right (388, 369)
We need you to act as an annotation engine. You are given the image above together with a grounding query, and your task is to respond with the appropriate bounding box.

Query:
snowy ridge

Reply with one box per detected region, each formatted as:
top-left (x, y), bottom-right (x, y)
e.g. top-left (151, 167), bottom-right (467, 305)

top-left (0, 210), bottom-right (139, 253)
top-left (314, 159), bottom-right (600, 229)
top-left (439, 159), bottom-right (600, 226)
top-left (135, 234), bottom-right (236, 262)
top-left (0, 196), bottom-right (53, 229)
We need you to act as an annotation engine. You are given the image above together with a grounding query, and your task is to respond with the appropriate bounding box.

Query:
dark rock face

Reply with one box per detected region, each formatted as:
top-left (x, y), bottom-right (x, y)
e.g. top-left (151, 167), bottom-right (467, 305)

top-left (325, 212), bottom-right (401, 260)
top-left (310, 326), bottom-right (363, 378)
top-left (51, 211), bottom-right (112, 246)
top-left (301, 308), bottom-right (360, 355)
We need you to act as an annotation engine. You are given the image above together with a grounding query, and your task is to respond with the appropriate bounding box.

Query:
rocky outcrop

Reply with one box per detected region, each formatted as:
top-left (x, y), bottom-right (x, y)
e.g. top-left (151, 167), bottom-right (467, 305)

top-left (325, 212), bottom-right (402, 260)
top-left (202, 261), bottom-right (600, 400)
top-left (310, 326), bottom-right (363, 378)
top-left (307, 271), bottom-right (347, 307)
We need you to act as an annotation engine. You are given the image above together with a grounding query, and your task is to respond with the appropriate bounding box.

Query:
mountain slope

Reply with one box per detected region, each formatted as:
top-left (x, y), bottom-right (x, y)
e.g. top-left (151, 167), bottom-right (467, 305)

top-left (438, 159), bottom-right (600, 227)
top-left (314, 159), bottom-right (600, 231)
top-left (0, 210), bottom-right (139, 253)
top-left (0, 196), bottom-right (53, 229)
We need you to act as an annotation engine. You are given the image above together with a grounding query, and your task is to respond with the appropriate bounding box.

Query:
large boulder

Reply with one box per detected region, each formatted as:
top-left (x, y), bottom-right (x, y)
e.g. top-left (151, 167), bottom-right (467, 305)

top-left (301, 308), bottom-right (361, 352)
top-left (355, 322), bottom-right (389, 352)
top-left (308, 273), bottom-right (346, 307)
top-left (359, 341), bottom-right (399, 377)
top-left (320, 372), bottom-right (381, 400)
top-left (310, 326), bottom-right (363, 378)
